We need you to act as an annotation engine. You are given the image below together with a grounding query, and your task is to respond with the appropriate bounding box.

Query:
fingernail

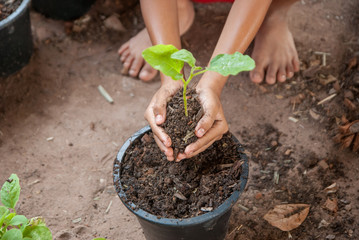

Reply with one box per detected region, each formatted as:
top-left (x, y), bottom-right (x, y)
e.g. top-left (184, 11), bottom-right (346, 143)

top-left (155, 115), bottom-right (163, 123)
top-left (197, 128), bottom-right (205, 137)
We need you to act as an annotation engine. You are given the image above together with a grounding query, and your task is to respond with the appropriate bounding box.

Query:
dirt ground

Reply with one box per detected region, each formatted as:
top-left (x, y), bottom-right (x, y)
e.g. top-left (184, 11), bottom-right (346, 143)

top-left (0, 0), bottom-right (358, 239)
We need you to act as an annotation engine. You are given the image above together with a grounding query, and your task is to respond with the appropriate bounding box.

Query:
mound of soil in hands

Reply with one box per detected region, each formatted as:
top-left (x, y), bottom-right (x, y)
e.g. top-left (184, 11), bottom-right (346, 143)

top-left (115, 88), bottom-right (244, 218)
top-left (0, 0), bottom-right (22, 21)
top-left (161, 88), bottom-right (201, 159)
top-left (116, 131), bottom-right (244, 218)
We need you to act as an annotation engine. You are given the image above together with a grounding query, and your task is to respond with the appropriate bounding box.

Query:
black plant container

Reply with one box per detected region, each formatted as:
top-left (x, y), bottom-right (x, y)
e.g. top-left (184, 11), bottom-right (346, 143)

top-left (0, 0), bottom-right (33, 77)
top-left (113, 125), bottom-right (249, 240)
top-left (32, 0), bottom-right (96, 21)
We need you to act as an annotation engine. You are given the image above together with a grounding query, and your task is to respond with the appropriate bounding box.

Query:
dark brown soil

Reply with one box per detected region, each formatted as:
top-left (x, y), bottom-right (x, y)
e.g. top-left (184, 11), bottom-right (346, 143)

top-left (0, 0), bottom-right (22, 21)
top-left (161, 88), bottom-right (202, 158)
top-left (115, 88), bottom-right (246, 219)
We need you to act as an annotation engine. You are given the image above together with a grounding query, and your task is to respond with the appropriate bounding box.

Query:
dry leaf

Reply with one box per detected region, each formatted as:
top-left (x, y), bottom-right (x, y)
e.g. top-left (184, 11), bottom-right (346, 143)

top-left (347, 57), bottom-right (357, 71)
top-left (323, 198), bottom-right (338, 213)
top-left (263, 204), bottom-right (310, 232)
top-left (341, 135), bottom-right (355, 149)
top-left (324, 183), bottom-right (338, 194)
top-left (344, 98), bottom-right (357, 111)
top-left (353, 134), bottom-right (359, 152)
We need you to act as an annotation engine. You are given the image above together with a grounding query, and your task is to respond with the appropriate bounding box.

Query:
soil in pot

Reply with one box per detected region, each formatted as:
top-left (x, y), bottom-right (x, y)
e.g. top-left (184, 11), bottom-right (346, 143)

top-left (0, 0), bottom-right (22, 20)
top-left (116, 88), bottom-right (245, 219)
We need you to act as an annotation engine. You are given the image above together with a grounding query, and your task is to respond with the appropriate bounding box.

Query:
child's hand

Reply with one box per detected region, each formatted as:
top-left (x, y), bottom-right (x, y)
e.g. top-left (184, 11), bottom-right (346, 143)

top-left (144, 77), bottom-right (182, 161)
top-left (176, 85), bottom-right (229, 161)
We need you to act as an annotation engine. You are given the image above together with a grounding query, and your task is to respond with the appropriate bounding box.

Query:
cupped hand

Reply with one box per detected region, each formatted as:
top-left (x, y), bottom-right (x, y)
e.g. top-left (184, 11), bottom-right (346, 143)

top-left (176, 85), bottom-right (228, 161)
top-left (144, 77), bottom-right (183, 161)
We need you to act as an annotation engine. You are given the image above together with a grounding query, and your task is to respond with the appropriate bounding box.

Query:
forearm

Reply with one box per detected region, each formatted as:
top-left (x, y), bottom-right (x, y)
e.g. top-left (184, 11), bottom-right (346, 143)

top-left (198, 0), bottom-right (272, 95)
top-left (140, 0), bottom-right (182, 85)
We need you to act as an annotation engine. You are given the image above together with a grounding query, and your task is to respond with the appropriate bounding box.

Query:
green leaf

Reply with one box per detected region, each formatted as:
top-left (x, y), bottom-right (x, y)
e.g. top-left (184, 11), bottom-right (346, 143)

top-left (207, 52), bottom-right (255, 76)
top-left (23, 226), bottom-right (52, 240)
top-left (28, 217), bottom-right (46, 227)
top-left (3, 213), bottom-right (15, 225)
top-left (0, 206), bottom-right (8, 218)
top-left (1, 174), bottom-right (20, 209)
top-left (93, 238), bottom-right (107, 240)
top-left (171, 49), bottom-right (196, 67)
top-left (9, 215), bottom-right (28, 226)
top-left (1, 228), bottom-right (22, 240)
top-left (142, 44), bottom-right (184, 80)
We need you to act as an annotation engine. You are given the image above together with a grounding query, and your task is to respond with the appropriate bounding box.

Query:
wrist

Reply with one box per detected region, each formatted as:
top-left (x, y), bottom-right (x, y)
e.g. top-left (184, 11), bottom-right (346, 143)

top-left (196, 71), bottom-right (227, 97)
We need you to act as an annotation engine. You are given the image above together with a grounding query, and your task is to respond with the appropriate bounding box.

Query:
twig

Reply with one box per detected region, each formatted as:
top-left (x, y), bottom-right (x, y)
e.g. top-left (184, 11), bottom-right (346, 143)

top-left (317, 93), bottom-right (337, 105)
top-left (98, 85), bottom-right (114, 104)
top-left (105, 200), bottom-right (113, 213)
top-left (228, 224), bottom-right (243, 237)
top-left (237, 203), bottom-right (249, 212)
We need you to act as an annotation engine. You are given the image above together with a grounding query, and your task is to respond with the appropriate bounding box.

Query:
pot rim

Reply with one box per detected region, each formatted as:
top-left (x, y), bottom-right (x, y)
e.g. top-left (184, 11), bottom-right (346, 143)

top-left (0, 0), bottom-right (31, 30)
top-left (113, 125), bottom-right (249, 227)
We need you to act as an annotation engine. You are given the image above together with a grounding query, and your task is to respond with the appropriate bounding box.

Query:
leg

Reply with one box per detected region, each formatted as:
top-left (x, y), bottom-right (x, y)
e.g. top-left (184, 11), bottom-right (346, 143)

top-left (250, 0), bottom-right (300, 85)
top-left (118, 0), bottom-right (195, 82)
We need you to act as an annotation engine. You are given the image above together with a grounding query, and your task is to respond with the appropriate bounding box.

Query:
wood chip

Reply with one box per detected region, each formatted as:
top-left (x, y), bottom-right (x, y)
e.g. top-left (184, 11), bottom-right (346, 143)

top-left (200, 207), bottom-right (213, 212)
top-left (288, 117), bottom-right (299, 123)
top-left (309, 109), bottom-right (321, 120)
top-left (318, 160), bottom-right (329, 170)
top-left (324, 183), bottom-right (338, 194)
top-left (323, 198), bottom-right (338, 213)
top-left (174, 192), bottom-right (187, 201)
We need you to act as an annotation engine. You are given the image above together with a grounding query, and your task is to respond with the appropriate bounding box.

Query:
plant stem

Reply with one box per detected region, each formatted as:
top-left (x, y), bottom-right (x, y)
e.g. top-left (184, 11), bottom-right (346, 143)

top-left (181, 67), bottom-right (207, 117)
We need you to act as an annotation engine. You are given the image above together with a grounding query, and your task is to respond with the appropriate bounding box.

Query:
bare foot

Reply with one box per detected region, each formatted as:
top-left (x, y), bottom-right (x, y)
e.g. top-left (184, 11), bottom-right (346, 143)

top-left (118, 0), bottom-right (195, 82)
top-left (250, 7), bottom-right (300, 85)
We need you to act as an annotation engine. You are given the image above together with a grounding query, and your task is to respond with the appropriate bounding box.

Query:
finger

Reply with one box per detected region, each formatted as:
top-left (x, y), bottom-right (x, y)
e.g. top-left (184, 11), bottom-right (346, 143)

top-left (153, 98), bottom-right (167, 125)
top-left (118, 42), bottom-right (129, 55)
top-left (177, 120), bottom-right (227, 161)
top-left (176, 134), bottom-right (223, 162)
top-left (153, 134), bottom-right (174, 161)
top-left (145, 109), bottom-right (171, 148)
top-left (195, 111), bottom-right (216, 138)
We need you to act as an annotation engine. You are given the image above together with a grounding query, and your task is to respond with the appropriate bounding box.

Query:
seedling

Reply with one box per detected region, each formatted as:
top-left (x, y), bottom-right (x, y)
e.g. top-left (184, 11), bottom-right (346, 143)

top-left (0, 174), bottom-right (52, 240)
top-left (142, 44), bottom-right (255, 116)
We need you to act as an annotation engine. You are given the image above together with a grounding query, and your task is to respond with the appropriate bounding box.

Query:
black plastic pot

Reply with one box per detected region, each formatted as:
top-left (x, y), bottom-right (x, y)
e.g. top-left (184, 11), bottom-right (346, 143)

top-left (32, 0), bottom-right (96, 21)
top-left (113, 125), bottom-right (249, 240)
top-left (0, 0), bottom-right (33, 77)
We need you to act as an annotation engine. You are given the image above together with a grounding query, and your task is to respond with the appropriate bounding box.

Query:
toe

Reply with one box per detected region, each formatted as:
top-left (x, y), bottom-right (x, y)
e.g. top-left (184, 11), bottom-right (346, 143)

top-left (292, 56), bottom-right (300, 72)
top-left (129, 57), bottom-right (144, 77)
top-left (118, 42), bottom-right (129, 55)
top-left (123, 56), bottom-right (134, 70)
top-left (277, 66), bottom-right (287, 83)
top-left (286, 63), bottom-right (294, 79)
top-left (139, 63), bottom-right (158, 82)
top-left (250, 63), bottom-right (266, 84)
top-left (120, 49), bottom-right (130, 62)
top-left (265, 65), bottom-right (278, 85)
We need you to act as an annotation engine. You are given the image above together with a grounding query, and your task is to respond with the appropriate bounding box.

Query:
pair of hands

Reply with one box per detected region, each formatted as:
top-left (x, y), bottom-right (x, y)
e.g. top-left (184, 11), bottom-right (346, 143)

top-left (144, 76), bottom-right (228, 161)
